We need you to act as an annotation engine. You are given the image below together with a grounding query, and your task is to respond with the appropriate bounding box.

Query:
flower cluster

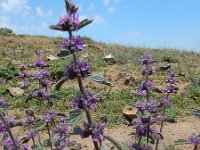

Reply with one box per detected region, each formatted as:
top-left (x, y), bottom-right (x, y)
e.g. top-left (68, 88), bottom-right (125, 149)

top-left (188, 133), bottom-right (200, 146)
top-left (64, 61), bottom-right (92, 79)
top-left (44, 111), bottom-right (57, 124)
top-left (133, 100), bottom-right (157, 113)
top-left (71, 91), bottom-right (102, 110)
top-left (61, 36), bottom-right (85, 52)
top-left (51, 0), bottom-right (103, 149)
top-left (19, 50), bottom-right (53, 103)
top-left (131, 55), bottom-right (176, 149)
top-left (80, 121), bottom-right (105, 142)
top-left (56, 0), bottom-right (80, 32)
top-left (164, 72), bottom-right (177, 94)
top-left (53, 119), bottom-right (69, 150)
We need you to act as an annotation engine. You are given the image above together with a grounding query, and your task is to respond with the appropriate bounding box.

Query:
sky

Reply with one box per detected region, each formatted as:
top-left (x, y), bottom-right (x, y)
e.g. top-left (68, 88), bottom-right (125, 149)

top-left (0, 0), bottom-right (200, 51)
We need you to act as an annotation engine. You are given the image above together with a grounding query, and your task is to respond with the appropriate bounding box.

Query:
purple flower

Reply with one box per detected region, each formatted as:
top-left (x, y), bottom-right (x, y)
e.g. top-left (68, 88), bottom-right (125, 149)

top-left (167, 77), bottom-right (176, 84)
top-left (7, 118), bottom-right (16, 128)
top-left (160, 98), bottom-right (171, 107)
top-left (20, 81), bottom-right (30, 89)
top-left (3, 136), bottom-right (20, 149)
top-left (188, 133), bottom-right (200, 145)
top-left (80, 121), bottom-right (105, 142)
top-left (0, 122), bottom-right (6, 134)
top-left (33, 70), bottom-right (49, 80)
top-left (142, 66), bottom-right (153, 76)
top-left (156, 115), bottom-right (165, 122)
top-left (65, 61), bottom-right (91, 79)
top-left (92, 121), bottom-right (105, 142)
top-left (139, 81), bottom-right (155, 91)
top-left (19, 65), bottom-right (28, 79)
top-left (24, 117), bottom-right (35, 125)
top-left (141, 55), bottom-right (151, 65)
top-left (56, 13), bottom-right (80, 31)
top-left (35, 50), bottom-right (42, 57)
top-left (26, 131), bottom-right (38, 139)
top-left (0, 98), bottom-right (5, 105)
top-left (53, 134), bottom-right (68, 150)
top-left (136, 90), bottom-right (147, 97)
top-left (132, 118), bottom-right (150, 126)
top-left (136, 125), bottom-right (147, 136)
top-left (44, 111), bottom-right (57, 124)
top-left (150, 126), bottom-right (162, 140)
top-left (54, 123), bottom-right (68, 137)
top-left (133, 101), bottom-right (146, 111)
top-left (164, 86), bottom-right (175, 93)
top-left (71, 91), bottom-right (102, 110)
top-left (33, 58), bottom-right (46, 68)
top-left (145, 100), bottom-right (157, 113)
top-left (61, 36), bottom-right (85, 52)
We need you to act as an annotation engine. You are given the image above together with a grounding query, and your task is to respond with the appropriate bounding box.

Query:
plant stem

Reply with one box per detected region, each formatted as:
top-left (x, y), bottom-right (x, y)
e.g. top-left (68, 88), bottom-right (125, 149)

top-left (46, 123), bottom-right (53, 150)
top-left (194, 144), bottom-right (198, 150)
top-left (145, 72), bottom-right (151, 145)
top-left (155, 92), bottom-right (170, 150)
top-left (0, 112), bottom-right (18, 149)
top-left (137, 135), bottom-right (142, 149)
top-left (32, 137), bottom-right (36, 146)
top-left (68, 31), bottom-right (100, 150)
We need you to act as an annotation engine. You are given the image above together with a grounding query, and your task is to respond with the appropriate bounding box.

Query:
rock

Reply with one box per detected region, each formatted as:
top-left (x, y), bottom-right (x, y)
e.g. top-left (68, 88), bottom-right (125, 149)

top-left (122, 105), bottom-right (137, 122)
top-left (102, 53), bottom-right (116, 64)
top-left (7, 87), bottom-right (24, 96)
top-left (47, 55), bottom-right (58, 61)
top-left (160, 64), bottom-right (171, 71)
top-left (162, 56), bottom-right (171, 63)
top-left (178, 72), bottom-right (185, 77)
top-left (102, 53), bottom-right (115, 59)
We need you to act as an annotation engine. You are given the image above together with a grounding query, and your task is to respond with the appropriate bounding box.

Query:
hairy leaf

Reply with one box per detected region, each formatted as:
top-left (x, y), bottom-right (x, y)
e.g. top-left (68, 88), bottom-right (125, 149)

top-left (90, 75), bottom-right (112, 86)
top-left (174, 139), bottom-right (190, 145)
top-left (25, 119), bottom-right (46, 131)
top-left (66, 109), bottom-right (84, 126)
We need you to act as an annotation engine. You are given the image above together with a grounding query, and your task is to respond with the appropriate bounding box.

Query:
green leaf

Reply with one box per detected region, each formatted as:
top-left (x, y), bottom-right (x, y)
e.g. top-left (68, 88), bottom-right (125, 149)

top-left (90, 75), bottom-right (112, 86)
top-left (101, 145), bottom-right (111, 150)
top-left (66, 109), bottom-right (84, 126)
top-left (42, 139), bottom-right (52, 147)
top-left (191, 109), bottom-right (200, 116)
top-left (0, 104), bottom-right (10, 110)
top-left (57, 50), bottom-right (71, 58)
top-left (104, 135), bottom-right (126, 150)
top-left (70, 126), bottom-right (82, 135)
top-left (25, 119), bottom-right (46, 131)
top-left (174, 139), bottom-right (191, 145)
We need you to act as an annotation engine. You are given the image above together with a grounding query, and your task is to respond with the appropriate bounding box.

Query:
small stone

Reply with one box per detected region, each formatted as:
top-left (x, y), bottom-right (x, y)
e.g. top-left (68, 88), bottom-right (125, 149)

top-left (47, 55), bottom-right (58, 60)
top-left (122, 105), bottom-right (137, 122)
top-left (160, 64), bottom-right (171, 71)
top-left (7, 87), bottom-right (24, 96)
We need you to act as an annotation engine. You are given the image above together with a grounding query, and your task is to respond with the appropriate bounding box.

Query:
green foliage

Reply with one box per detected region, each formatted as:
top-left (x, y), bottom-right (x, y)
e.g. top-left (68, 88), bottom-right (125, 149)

top-left (0, 28), bottom-right (13, 36)
top-left (188, 85), bottom-right (200, 104)
top-left (90, 75), bottom-right (112, 86)
top-left (0, 61), bottom-right (18, 82)
top-left (25, 119), bottom-right (46, 131)
top-left (96, 89), bottom-right (136, 126)
top-left (66, 109), bottom-right (85, 126)
top-left (174, 139), bottom-right (190, 145)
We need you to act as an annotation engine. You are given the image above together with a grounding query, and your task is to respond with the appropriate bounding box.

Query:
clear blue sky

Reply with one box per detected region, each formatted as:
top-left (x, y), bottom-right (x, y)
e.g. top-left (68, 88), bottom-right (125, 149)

top-left (0, 0), bottom-right (200, 51)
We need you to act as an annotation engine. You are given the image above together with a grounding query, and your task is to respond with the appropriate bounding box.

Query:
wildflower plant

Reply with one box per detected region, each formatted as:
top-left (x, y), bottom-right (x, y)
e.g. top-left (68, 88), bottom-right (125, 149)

top-left (131, 55), bottom-right (177, 150)
top-left (50, 0), bottom-right (104, 149)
